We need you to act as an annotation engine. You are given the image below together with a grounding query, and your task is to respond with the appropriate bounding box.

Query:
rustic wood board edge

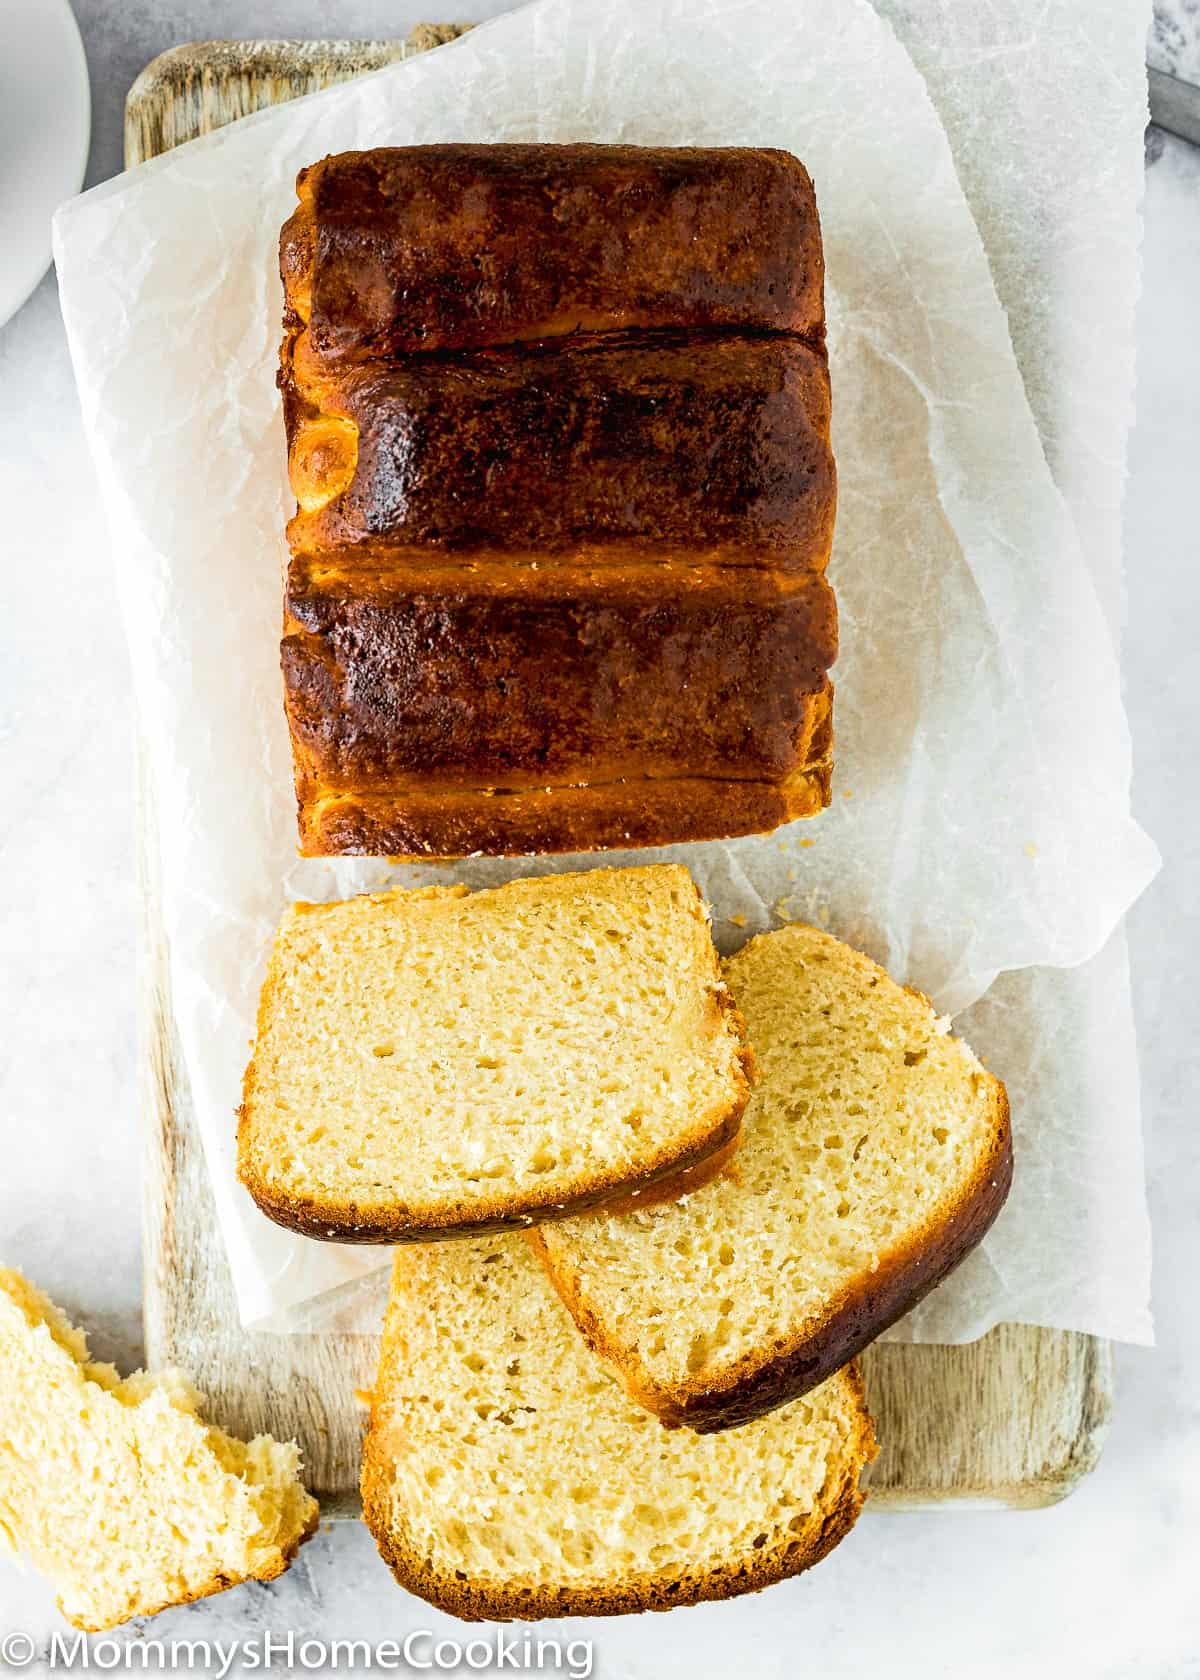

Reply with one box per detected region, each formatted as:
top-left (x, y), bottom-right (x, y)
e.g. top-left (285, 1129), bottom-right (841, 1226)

top-left (124, 28), bottom-right (471, 164)
top-left (129, 32), bottom-right (1113, 1516)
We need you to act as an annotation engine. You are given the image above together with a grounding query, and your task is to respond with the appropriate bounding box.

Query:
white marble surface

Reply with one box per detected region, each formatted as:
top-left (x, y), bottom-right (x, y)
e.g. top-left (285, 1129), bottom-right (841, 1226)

top-left (0, 4), bottom-right (1197, 1675)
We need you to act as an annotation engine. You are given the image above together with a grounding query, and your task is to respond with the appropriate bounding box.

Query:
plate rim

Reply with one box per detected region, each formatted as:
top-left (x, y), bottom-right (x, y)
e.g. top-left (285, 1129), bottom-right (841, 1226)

top-left (0, 0), bottom-right (91, 332)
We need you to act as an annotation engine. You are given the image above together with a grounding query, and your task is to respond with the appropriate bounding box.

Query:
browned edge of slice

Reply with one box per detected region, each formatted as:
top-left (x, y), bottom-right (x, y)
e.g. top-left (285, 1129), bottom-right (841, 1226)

top-left (531, 1076), bottom-right (1012, 1432)
top-left (360, 1360), bottom-right (876, 1622)
top-left (237, 1086), bottom-right (749, 1244)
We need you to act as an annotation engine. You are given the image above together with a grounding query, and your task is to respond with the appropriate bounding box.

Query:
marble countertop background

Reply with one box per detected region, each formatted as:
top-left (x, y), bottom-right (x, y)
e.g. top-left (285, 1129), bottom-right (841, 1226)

top-left (1, 4), bottom-right (1197, 1676)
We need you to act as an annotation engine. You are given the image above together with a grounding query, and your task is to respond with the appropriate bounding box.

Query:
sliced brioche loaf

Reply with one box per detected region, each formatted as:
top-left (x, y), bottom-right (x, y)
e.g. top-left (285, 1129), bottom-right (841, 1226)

top-left (534, 923), bottom-right (1012, 1432)
top-left (0, 1268), bottom-right (317, 1631)
top-left (239, 865), bottom-right (752, 1241)
top-left (361, 1235), bottom-right (875, 1620)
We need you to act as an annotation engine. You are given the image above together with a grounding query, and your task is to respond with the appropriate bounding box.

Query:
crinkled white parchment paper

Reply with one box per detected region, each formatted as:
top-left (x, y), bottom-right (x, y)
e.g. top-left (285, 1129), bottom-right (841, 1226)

top-left (875, 0), bottom-right (1157, 1342)
top-left (54, 0), bottom-right (1157, 1332)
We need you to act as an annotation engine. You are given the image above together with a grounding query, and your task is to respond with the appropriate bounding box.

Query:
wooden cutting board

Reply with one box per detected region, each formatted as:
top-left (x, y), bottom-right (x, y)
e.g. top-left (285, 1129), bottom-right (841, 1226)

top-left (128, 31), bottom-right (1112, 1518)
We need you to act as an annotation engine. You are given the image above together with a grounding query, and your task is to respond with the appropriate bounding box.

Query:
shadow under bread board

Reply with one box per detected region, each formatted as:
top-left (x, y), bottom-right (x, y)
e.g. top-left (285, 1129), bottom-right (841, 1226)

top-left (128, 32), bottom-right (1112, 1519)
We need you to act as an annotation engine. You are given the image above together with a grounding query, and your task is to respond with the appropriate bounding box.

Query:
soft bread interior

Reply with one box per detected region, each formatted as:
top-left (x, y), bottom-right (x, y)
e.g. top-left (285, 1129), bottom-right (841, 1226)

top-left (0, 1269), bottom-right (317, 1631)
top-left (240, 866), bottom-right (750, 1234)
top-left (535, 923), bottom-right (1009, 1422)
top-left (362, 1235), bottom-right (874, 1617)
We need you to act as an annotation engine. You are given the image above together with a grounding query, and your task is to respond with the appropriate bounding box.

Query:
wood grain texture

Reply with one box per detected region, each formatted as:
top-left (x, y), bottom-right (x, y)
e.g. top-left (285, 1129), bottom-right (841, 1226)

top-left (124, 28), bottom-right (469, 163)
top-left (129, 34), bottom-right (1112, 1515)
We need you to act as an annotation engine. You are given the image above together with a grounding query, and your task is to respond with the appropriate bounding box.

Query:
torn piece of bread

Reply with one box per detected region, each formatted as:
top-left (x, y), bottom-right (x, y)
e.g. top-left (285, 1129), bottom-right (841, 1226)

top-left (238, 865), bottom-right (753, 1242)
top-left (361, 1236), bottom-right (875, 1620)
top-left (0, 1269), bottom-right (318, 1631)
top-left (534, 924), bottom-right (1012, 1432)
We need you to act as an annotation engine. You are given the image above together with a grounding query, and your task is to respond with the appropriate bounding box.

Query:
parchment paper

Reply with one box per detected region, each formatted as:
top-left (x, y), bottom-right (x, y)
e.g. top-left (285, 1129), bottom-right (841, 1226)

top-left (53, 0), bottom-right (1157, 1333)
top-left (874, 0), bottom-right (1157, 1341)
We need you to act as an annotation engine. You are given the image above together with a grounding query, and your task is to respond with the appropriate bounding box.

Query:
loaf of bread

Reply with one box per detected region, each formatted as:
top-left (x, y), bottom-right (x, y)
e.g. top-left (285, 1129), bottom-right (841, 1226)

top-left (533, 924), bottom-right (1012, 1432)
top-left (279, 143), bottom-right (837, 858)
top-left (238, 865), bottom-right (753, 1241)
top-left (361, 1236), bottom-right (876, 1620)
top-left (0, 1268), bottom-right (317, 1630)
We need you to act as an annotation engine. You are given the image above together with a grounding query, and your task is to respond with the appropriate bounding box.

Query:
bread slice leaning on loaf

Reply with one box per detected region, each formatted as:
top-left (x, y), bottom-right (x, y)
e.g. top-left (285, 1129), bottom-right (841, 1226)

top-left (533, 924), bottom-right (1012, 1432)
top-left (239, 864), bottom-right (753, 1241)
top-left (361, 1236), bottom-right (876, 1620)
top-left (0, 1268), bottom-right (317, 1631)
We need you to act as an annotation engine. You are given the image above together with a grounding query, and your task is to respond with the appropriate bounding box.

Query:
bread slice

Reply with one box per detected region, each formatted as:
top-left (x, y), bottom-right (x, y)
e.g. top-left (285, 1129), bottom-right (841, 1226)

top-left (361, 1236), bottom-right (876, 1620)
top-left (0, 1268), bottom-right (318, 1631)
top-left (239, 865), bottom-right (753, 1241)
top-left (534, 923), bottom-right (1012, 1432)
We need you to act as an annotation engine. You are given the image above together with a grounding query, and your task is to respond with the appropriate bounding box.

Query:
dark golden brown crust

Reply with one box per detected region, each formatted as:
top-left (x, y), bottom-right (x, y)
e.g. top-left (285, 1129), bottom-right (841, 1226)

top-left (278, 144), bottom-right (837, 859)
top-left (360, 1361), bottom-right (875, 1623)
top-left (592, 1128), bottom-right (745, 1218)
top-left (534, 1079), bottom-right (1013, 1433)
top-left (284, 330), bottom-right (835, 568)
top-left (284, 561), bottom-right (835, 856)
top-left (294, 761), bottom-right (832, 860)
top-left (282, 562), bottom-right (836, 794)
top-left (282, 144), bottom-right (825, 357)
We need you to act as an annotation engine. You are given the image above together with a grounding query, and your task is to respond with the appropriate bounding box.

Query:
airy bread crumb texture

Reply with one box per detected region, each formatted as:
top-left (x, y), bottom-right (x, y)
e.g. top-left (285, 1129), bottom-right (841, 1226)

top-left (0, 1269), bottom-right (318, 1631)
top-left (535, 923), bottom-right (1011, 1429)
top-left (240, 865), bottom-right (752, 1238)
top-left (361, 1236), bottom-right (875, 1620)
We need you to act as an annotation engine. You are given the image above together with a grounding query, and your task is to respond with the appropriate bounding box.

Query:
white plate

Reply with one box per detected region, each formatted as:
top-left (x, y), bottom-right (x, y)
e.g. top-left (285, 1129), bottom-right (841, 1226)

top-left (0, 0), bottom-right (90, 331)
